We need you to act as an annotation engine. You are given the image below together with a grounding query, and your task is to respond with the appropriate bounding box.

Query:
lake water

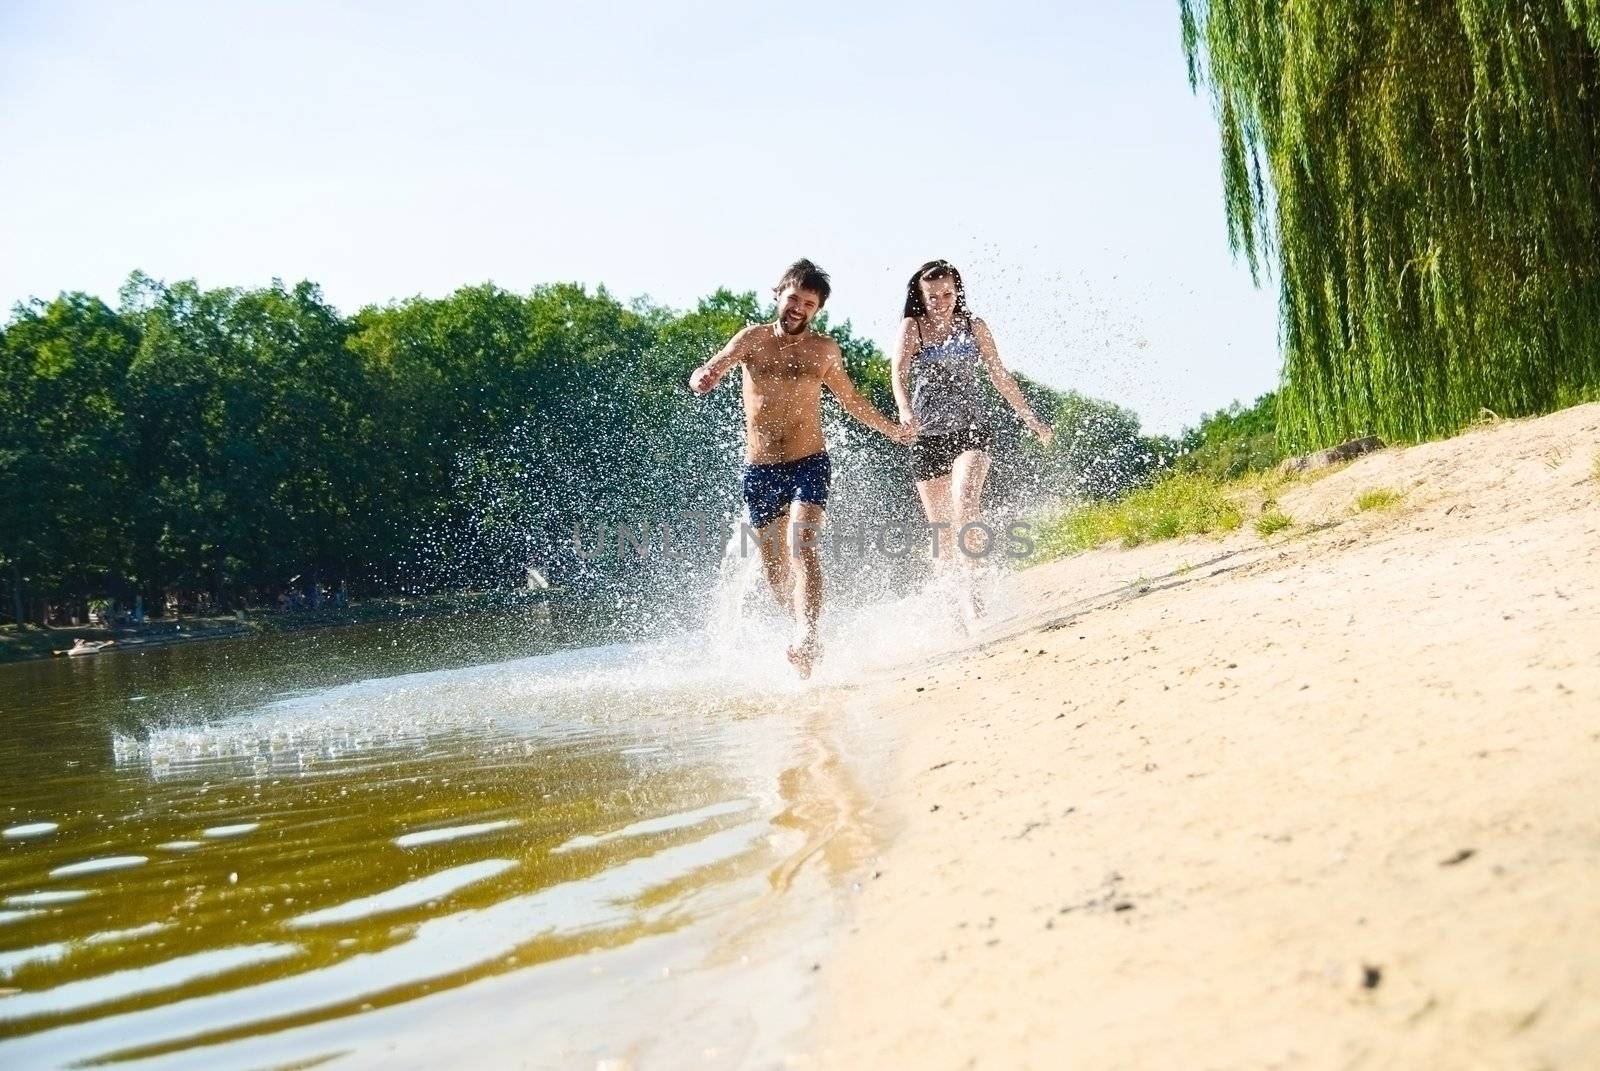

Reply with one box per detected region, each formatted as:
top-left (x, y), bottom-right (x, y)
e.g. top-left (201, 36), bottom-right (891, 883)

top-left (0, 599), bottom-right (915, 1069)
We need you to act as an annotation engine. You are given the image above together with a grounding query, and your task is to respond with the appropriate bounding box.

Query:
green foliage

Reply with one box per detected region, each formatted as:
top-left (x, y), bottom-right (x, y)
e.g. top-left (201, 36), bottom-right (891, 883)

top-left (1041, 391), bottom-right (1174, 500)
top-left (0, 293), bottom-right (139, 620)
top-left (1354, 487), bottom-right (1403, 512)
top-left (1182, 1), bottom-right (1600, 449)
top-left (1254, 508), bottom-right (1292, 537)
top-left (1031, 472), bottom-right (1243, 557)
top-left (1177, 392), bottom-right (1281, 479)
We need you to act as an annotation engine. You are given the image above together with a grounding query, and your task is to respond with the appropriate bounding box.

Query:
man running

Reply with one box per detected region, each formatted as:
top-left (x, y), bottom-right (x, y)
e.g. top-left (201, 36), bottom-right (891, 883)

top-left (689, 259), bottom-right (915, 677)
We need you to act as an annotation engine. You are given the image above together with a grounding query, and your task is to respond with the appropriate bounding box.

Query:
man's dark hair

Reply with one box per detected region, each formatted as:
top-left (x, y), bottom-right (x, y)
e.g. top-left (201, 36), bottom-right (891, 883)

top-left (774, 258), bottom-right (831, 306)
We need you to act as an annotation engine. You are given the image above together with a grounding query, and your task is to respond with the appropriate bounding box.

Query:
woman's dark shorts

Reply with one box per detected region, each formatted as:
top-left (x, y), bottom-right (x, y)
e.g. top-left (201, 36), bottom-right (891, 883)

top-left (742, 450), bottom-right (833, 531)
top-left (911, 425), bottom-right (994, 482)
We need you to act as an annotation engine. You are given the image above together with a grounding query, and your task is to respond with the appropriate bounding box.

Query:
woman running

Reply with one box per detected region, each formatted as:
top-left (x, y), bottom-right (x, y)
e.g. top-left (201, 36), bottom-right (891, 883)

top-left (891, 260), bottom-right (1053, 625)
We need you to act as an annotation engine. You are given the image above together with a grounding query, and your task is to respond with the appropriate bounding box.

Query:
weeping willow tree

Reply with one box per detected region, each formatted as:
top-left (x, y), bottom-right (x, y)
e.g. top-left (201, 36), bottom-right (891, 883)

top-left (1180, 0), bottom-right (1600, 448)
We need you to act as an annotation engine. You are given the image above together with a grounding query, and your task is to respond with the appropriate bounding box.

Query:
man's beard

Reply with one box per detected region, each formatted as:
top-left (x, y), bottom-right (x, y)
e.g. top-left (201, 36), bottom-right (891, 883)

top-left (780, 313), bottom-right (809, 335)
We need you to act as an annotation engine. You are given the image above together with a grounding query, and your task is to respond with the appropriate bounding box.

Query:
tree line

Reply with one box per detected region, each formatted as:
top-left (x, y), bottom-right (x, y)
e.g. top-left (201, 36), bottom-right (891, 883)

top-left (1, 273), bottom-right (1175, 625)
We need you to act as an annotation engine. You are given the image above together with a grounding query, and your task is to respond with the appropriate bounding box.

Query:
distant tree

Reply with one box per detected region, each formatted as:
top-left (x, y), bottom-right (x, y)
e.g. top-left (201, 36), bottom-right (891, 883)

top-left (1176, 391), bottom-right (1280, 480)
top-left (0, 294), bottom-right (139, 622)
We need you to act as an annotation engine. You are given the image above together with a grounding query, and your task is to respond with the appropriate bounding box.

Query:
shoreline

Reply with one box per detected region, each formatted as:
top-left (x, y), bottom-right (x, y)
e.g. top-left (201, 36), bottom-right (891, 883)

top-left (0, 592), bottom-right (558, 665)
top-left (0, 619), bottom-right (253, 663)
top-left (808, 402), bottom-right (1600, 1067)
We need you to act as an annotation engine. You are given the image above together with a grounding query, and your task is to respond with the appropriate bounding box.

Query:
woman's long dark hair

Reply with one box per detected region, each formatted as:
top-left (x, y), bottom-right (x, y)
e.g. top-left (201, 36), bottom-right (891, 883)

top-left (903, 259), bottom-right (974, 327)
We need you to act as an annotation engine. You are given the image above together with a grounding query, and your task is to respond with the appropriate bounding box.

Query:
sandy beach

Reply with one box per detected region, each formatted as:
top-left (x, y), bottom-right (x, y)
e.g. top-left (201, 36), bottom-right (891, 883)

top-left (811, 403), bottom-right (1600, 1068)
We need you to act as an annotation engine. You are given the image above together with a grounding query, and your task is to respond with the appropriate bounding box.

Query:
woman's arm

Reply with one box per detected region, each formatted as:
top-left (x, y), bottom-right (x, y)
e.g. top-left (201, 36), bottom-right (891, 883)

top-left (973, 319), bottom-right (1053, 446)
top-left (890, 317), bottom-right (918, 425)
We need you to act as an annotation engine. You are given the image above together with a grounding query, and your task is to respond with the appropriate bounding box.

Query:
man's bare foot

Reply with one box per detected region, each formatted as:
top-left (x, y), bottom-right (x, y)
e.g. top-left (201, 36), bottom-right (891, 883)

top-left (786, 633), bottom-right (823, 679)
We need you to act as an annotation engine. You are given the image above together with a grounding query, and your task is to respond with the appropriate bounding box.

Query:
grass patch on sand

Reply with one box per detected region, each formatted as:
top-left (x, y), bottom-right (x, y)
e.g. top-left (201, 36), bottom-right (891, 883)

top-left (1355, 487), bottom-right (1404, 512)
top-left (1031, 472), bottom-right (1244, 557)
top-left (1255, 508), bottom-right (1293, 537)
top-left (1027, 458), bottom-right (1370, 564)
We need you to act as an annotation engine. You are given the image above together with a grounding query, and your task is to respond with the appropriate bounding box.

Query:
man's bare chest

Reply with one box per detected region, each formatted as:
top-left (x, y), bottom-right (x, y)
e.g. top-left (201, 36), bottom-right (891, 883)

top-left (744, 344), bottom-right (827, 387)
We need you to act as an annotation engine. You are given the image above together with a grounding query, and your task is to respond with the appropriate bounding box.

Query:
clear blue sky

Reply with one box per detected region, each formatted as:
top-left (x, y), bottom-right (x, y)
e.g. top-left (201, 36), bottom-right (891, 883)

top-left (0, 1), bottom-right (1280, 433)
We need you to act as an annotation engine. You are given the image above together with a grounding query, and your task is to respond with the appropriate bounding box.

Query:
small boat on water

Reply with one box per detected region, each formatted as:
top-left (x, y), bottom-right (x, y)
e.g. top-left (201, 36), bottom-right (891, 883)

top-left (56, 639), bottom-right (116, 657)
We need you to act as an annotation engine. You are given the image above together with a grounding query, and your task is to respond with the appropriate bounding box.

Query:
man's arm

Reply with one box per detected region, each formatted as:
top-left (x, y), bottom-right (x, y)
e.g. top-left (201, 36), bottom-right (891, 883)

top-left (689, 326), bottom-right (755, 394)
top-left (889, 318), bottom-right (918, 425)
top-left (822, 342), bottom-right (917, 444)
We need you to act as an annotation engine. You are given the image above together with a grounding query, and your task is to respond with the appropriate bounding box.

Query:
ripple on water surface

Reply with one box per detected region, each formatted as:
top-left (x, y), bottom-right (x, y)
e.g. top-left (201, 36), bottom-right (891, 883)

top-left (47, 856), bottom-right (149, 879)
top-left (157, 840), bottom-right (203, 852)
top-left (0, 943), bottom-right (302, 1023)
top-left (287, 859), bottom-right (518, 928)
top-left (551, 799), bottom-right (754, 853)
top-left (393, 819), bottom-right (521, 848)
top-left (3, 890), bottom-right (93, 908)
top-left (0, 922), bottom-right (170, 978)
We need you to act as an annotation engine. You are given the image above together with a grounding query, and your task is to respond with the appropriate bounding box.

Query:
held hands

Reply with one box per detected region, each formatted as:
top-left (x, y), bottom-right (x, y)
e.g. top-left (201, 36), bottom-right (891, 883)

top-left (890, 416), bottom-right (918, 446)
top-left (688, 364), bottom-right (723, 394)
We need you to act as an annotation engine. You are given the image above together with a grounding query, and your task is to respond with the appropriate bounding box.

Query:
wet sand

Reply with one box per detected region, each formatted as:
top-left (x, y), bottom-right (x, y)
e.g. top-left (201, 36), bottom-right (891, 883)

top-left (812, 403), bottom-right (1600, 1068)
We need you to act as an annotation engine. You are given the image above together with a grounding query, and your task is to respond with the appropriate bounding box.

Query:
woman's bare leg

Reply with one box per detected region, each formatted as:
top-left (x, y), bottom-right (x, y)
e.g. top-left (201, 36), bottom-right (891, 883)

top-left (949, 449), bottom-right (994, 622)
top-left (915, 474), bottom-right (955, 574)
